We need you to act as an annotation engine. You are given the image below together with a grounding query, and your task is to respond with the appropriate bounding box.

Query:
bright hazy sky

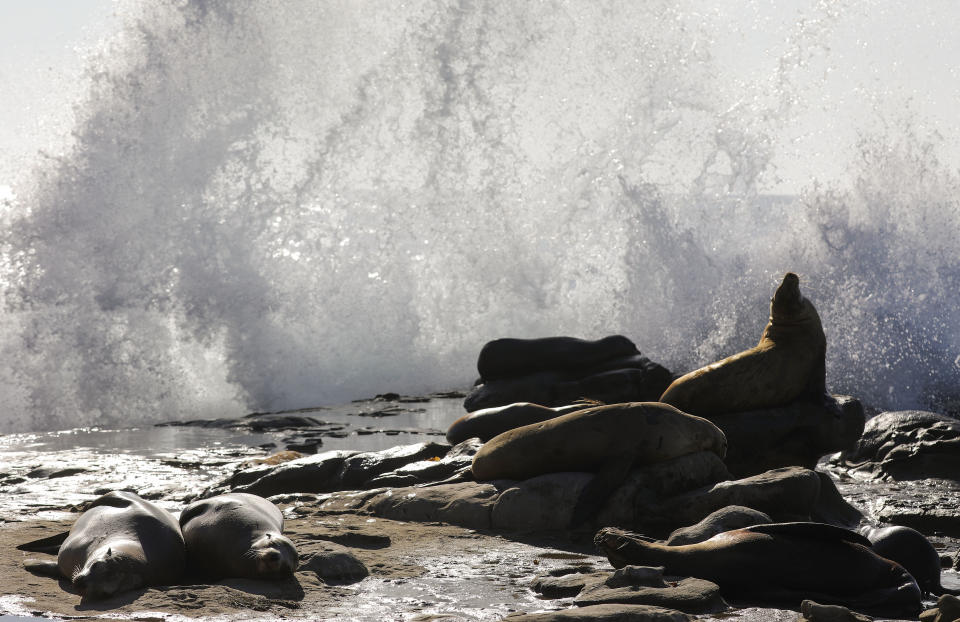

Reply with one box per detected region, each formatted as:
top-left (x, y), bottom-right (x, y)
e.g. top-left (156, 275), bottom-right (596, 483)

top-left (1, 1), bottom-right (958, 194)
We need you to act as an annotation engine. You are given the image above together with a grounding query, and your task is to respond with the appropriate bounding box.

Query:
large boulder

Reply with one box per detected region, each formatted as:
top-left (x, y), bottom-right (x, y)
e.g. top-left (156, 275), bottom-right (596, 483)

top-left (708, 395), bottom-right (864, 477)
top-left (834, 410), bottom-right (960, 480)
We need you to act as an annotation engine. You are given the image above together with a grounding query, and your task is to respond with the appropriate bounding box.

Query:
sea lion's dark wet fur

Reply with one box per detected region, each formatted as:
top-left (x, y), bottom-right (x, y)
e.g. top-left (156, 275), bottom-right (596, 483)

top-left (595, 522), bottom-right (921, 618)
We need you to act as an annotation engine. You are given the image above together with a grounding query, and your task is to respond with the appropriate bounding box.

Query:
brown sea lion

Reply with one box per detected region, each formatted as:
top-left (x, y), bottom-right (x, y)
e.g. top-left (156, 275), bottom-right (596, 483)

top-left (660, 272), bottom-right (826, 418)
top-left (179, 493), bottom-right (298, 580)
top-left (446, 402), bottom-right (587, 444)
top-left (23, 491), bottom-right (185, 600)
top-left (595, 522), bottom-right (922, 618)
top-left (471, 401), bottom-right (726, 482)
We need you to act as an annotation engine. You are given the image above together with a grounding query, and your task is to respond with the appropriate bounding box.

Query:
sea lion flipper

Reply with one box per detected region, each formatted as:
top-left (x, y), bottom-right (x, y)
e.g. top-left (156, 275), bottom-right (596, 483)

top-left (23, 559), bottom-right (61, 577)
top-left (742, 522), bottom-right (872, 547)
top-left (16, 531), bottom-right (69, 554)
top-left (569, 452), bottom-right (634, 528)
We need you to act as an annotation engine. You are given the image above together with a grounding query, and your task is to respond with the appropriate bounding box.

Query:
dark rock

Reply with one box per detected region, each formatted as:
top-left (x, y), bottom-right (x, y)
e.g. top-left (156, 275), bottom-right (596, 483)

top-left (638, 467), bottom-right (822, 536)
top-left (708, 395), bottom-right (864, 477)
top-left (664, 506), bottom-right (772, 545)
top-left (366, 439), bottom-right (480, 487)
top-left (338, 442), bottom-right (450, 489)
top-left (25, 467), bottom-right (90, 479)
top-left (920, 594), bottom-right (960, 622)
top-left (361, 481), bottom-right (501, 530)
top-left (837, 410), bottom-right (960, 480)
top-left (505, 603), bottom-right (695, 621)
top-left (531, 572), bottom-right (607, 598)
top-left (298, 542), bottom-right (369, 583)
top-left (574, 576), bottom-right (727, 614)
top-left (605, 566), bottom-right (666, 588)
top-left (811, 472), bottom-right (864, 528)
top-left (228, 450), bottom-right (358, 496)
top-left (799, 600), bottom-right (874, 622)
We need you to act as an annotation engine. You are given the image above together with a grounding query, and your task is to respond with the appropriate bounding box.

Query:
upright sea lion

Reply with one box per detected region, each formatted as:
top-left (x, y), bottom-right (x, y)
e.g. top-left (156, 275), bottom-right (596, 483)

top-left (595, 522), bottom-right (921, 618)
top-left (660, 272), bottom-right (827, 417)
top-left (179, 492), bottom-right (298, 580)
top-left (23, 491), bottom-right (185, 600)
top-left (447, 402), bottom-right (587, 444)
top-left (860, 525), bottom-right (960, 596)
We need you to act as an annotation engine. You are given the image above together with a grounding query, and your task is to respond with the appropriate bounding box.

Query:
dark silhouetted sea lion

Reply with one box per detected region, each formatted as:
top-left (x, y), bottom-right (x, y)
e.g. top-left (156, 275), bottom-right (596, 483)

top-left (477, 335), bottom-right (638, 381)
top-left (860, 525), bottom-right (960, 596)
top-left (23, 491), bottom-right (185, 600)
top-left (595, 522), bottom-right (921, 618)
top-left (660, 272), bottom-right (826, 417)
top-left (447, 402), bottom-right (587, 444)
top-left (179, 493), bottom-right (298, 580)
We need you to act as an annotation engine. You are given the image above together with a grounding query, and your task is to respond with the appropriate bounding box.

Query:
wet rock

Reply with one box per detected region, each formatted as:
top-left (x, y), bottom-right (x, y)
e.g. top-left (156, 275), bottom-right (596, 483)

top-left (531, 572), bottom-right (607, 598)
top-left (596, 452), bottom-right (731, 528)
top-left (490, 452), bottom-right (730, 532)
top-left (638, 467), bottom-right (822, 535)
top-left (213, 442), bottom-right (456, 498)
top-left (366, 439), bottom-right (480, 488)
top-left (709, 395), bottom-right (865, 477)
top-left (298, 542), bottom-right (369, 583)
top-left (799, 600), bottom-right (873, 621)
top-left (505, 603), bottom-right (695, 621)
top-left (226, 450), bottom-right (359, 497)
top-left (25, 467), bottom-right (90, 479)
top-left (811, 472), bottom-right (864, 528)
top-left (604, 566), bottom-right (666, 588)
top-left (492, 472), bottom-right (592, 531)
top-left (664, 506), bottom-right (772, 545)
top-left (338, 442), bottom-right (451, 489)
top-left (920, 594), bottom-right (960, 622)
top-left (361, 481), bottom-right (501, 530)
top-left (574, 576), bottom-right (727, 614)
top-left (836, 410), bottom-right (960, 480)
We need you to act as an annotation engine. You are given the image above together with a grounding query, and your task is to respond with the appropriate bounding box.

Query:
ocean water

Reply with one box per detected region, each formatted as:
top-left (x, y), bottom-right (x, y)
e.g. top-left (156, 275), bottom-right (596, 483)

top-left (1, 0), bottom-right (959, 433)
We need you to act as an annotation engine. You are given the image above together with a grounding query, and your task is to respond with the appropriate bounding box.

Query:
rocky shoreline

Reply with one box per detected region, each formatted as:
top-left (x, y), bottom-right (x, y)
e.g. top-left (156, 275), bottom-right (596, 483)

top-left (4, 389), bottom-right (960, 621)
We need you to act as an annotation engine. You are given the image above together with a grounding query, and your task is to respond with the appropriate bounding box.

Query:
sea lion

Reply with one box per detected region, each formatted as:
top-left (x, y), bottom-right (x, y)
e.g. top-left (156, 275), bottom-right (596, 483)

top-left (660, 272), bottom-right (827, 417)
top-left (472, 401), bottom-right (726, 525)
top-left (476, 335), bottom-right (638, 381)
top-left (860, 525), bottom-right (960, 596)
top-left (595, 522), bottom-right (922, 618)
top-left (447, 402), bottom-right (587, 444)
top-left (22, 491), bottom-right (185, 600)
top-left (464, 364), bottom-right (672, 412)
top-left (179, 492), bottom-right (298, 580)
top-left (471, 401), bottom-right (726, 482)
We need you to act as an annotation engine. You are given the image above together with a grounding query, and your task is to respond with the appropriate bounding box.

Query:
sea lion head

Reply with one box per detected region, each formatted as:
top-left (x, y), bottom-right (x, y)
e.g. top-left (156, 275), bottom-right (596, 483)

top-left (769, 272), bottom-right (818, 324)
top-left (245, 532), bottom-right (299, 578)
top-left (72, 546), bottom-right (143, 600)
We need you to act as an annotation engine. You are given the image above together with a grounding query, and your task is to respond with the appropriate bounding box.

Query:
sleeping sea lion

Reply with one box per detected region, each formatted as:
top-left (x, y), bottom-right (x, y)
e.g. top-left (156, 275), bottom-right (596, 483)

top-left (471, 401), bottom-right (726, 525)
top-left (660, 272), bottom-right (827, 417)
top-left (446, 402), bottom-right (586, 444)
top-left (22, 491), bottom-right (185, 600)
top-left (477, 335), bottom-right (638, 381)
top-left (595, 522), bottom-right (922, 618)
top-left (179, 492), bottom-right (298, 580)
